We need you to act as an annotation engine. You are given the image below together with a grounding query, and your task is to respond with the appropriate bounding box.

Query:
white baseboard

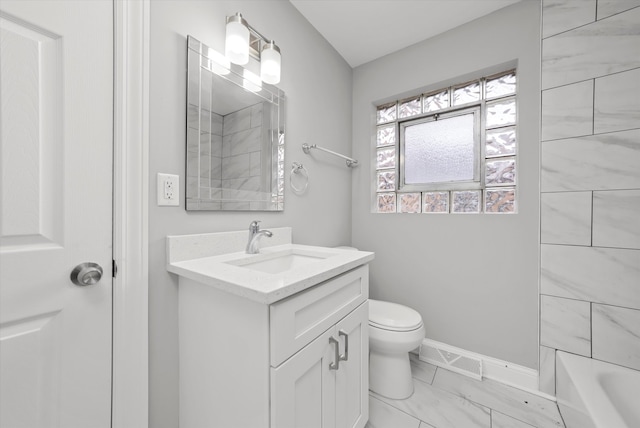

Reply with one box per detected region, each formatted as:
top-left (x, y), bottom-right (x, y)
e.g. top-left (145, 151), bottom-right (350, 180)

top-left (419, 338), bottom-right (556, 401)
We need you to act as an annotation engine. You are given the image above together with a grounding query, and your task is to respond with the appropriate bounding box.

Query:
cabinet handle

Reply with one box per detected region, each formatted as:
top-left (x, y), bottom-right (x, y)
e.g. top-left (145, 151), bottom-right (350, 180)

top-left (339, 330), bottom-right (349, 362)
top-left (329, 337), bottom-right (340, 370)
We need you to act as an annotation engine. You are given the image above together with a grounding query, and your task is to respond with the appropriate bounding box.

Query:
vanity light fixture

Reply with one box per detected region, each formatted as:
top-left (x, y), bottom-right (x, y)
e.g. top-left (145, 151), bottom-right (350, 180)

top-left (225, 12), bottom-right (282, 85)
top-left (260, 41), bottom-right (281, 85)
top-left (225, 13), bottom-right (250, 65)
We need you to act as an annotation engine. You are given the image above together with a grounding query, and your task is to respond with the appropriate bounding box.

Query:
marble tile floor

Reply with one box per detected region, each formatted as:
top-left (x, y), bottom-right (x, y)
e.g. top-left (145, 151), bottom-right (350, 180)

top-left (366, 354), bottom-right (565, 428)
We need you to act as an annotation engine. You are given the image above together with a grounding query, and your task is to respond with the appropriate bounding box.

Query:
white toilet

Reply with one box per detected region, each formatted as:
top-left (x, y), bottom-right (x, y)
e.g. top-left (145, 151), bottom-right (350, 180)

top-left (334, 247), bottom-right (425, 399)
top-left (369, 299), bottom-right (425, 399)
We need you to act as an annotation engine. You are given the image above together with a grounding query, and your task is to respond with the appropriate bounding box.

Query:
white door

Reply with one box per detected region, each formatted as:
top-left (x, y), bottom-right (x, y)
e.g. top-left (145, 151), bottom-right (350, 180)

top-left (0, 1), bottom-right (113, 427)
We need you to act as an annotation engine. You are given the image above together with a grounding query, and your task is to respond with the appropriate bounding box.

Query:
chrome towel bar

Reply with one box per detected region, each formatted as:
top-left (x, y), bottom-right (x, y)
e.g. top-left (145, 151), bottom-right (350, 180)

top-left (302, 143), bottom-right (358, 168)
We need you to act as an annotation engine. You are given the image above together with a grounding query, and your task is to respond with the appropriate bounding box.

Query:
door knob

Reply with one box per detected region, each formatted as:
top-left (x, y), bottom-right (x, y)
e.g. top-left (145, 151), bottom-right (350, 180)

top-left (70, 262), bottom-right (103, 286)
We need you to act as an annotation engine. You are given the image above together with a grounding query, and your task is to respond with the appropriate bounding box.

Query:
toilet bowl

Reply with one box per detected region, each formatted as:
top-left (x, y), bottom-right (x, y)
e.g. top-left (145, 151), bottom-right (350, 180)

top-left (333, 247), bottom-right (425, 399)
top-left (369, 299), bottom-right (425, 400)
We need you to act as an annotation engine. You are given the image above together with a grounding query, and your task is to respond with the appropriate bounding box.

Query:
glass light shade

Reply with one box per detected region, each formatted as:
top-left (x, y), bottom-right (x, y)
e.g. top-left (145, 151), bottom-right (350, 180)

top-left (243, 69), bottom-right (262, 92)
top-left (207, 50), bottom-right (230, 75)
top-left (225, 16), bottom-right (250, 65)
top-left (260, 42), bottom-right (281, 85)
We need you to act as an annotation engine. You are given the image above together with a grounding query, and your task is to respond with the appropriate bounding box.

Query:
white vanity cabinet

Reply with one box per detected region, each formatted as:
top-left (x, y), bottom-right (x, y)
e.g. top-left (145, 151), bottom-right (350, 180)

top-left (271, 303), bottom-right (368, 428)
top-left (178, 262), bottom-right (369, 428)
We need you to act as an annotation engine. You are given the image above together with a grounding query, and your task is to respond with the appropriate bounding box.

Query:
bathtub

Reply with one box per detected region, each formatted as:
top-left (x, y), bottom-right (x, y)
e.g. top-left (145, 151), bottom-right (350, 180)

top-left (556, 351), bottom-right (640, 428)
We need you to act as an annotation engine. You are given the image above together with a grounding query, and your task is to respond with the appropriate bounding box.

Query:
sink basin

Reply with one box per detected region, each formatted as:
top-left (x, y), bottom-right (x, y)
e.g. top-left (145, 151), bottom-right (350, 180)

top-left (237, 253), bottom-right (324, 274)
top-left (226, 250), bottom-right (329, 274)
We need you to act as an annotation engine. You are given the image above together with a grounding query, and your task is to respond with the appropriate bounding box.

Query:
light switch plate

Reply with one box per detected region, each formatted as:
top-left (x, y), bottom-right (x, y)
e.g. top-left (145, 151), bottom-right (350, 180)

top-left (157, 173), bottom-right (179, 206)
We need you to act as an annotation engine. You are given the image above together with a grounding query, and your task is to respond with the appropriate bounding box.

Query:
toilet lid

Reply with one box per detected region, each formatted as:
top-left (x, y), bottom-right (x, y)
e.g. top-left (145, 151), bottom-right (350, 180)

top-left (369, 299), bottom-right (423, 331)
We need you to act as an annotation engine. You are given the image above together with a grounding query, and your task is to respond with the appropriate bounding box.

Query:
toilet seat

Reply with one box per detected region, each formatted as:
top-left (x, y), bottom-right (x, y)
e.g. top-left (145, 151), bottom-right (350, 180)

top-left (369, 299), bottom-right (423, 332)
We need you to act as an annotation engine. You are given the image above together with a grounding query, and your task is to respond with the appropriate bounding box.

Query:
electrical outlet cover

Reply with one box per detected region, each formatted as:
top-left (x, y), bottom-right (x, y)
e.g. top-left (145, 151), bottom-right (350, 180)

top-left (157, 173), bottom-right (179, 206)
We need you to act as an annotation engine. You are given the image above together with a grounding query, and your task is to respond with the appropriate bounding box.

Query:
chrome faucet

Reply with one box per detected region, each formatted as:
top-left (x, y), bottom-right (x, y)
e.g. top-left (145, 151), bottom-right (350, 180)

top-left (246, 220), bottom-right (273, 254)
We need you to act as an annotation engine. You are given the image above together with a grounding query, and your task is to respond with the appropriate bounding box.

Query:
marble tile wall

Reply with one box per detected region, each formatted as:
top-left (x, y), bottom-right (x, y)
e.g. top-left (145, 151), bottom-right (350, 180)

top-left (597, 0), bottom-right (640, 19)
top-left (541, 0), bottom-right (596, 39)
top-left (541, 245), bottom-right (640, 309)
top-left (541, 80), bottom-right (593, 141)
top-left (539, 0), bottom-right (640, 392)
top-left (540, 296), bottom-right (591, 357)
top-left (538, 346), bottom-right (556, 396)
top-left (187, 102), bottom-right (223, 201)
top-left (541, 6), bottom-right (640, 90)
top-left (540, 129), bottom-right (640, 191)
top-left (594, 68), bottom-right (640, 134)
top-left (221, 103), bottom-right (263, 193)
top-left (592, 304), bottom-right (640, 370)
top-left (593, 189), bottom-right (640, 248)
top-left (540, 192), bottom-right (591, 245)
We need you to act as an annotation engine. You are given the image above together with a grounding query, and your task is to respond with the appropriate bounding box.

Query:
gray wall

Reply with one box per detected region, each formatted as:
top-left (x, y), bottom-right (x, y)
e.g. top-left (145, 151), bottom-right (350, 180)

top-left (351, 1), bottom-right (541, 368)
top-left (149, 1), bottom-right (353, 426)
top-left (538, 0), bottom-right (640, 395)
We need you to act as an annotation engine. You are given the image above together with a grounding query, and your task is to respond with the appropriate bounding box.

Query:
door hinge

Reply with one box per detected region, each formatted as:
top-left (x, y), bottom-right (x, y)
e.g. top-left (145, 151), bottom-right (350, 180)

top-left (112, 260), bottom-right (118, 278)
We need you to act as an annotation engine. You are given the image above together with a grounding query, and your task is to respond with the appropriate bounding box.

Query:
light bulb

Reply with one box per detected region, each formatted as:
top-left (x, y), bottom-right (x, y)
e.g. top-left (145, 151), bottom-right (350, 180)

top-left (260, 41), bottom-right (281, 85)
top-left (207, 49), bottom-right (230, 75)
top-left (243, 69), bottom-right (262, 93)
top-left (225, 14), bottom-right (249, 65)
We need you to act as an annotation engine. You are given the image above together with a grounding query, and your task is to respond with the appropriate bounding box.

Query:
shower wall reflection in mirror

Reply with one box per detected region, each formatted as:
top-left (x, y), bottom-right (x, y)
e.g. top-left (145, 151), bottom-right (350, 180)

top-left (186, 36), bottom-right (285, 211)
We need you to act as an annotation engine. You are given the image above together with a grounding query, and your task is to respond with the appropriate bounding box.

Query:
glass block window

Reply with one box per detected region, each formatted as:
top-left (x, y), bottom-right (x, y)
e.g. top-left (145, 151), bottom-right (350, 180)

top-left (486, 158), bottom-right (516, 185)
top-left (398, 96), bottom-right (422, 119)
top-left (485, 188), bottom-right (515, 213)
top-left (376, 103), bottom-right (397, 124)
top-left (399, 193), bottom-right (421, 213)
top-left (485, 72), bottom-right (516, 99)
top-left (486, 127), bottom-right (516, 157)
top-left (376, 147), bottom-right (396, 169)
top-left (377, 193), bottom-right (396, 213)
top-left (486, 98), bottom-right (516, 128)
top-left (453, 81), bottom-right (481, 106)
top-left (377, 170), bottom-right (396, 191)
top-left (377, 126), bottom-right (395, 147)
top-left (452, 190), bottom-right (481, 213)
top-left (423, 191), bottom-right (449, 213)
top-left (374, 69), bottom-right (517, 214)
top-left (423, 90), bottom-right (449, 112)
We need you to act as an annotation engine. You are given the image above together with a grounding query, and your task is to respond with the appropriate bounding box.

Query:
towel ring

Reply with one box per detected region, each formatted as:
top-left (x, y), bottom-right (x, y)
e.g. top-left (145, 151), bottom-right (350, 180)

top-left (290, 162), bottom-right (309, 194)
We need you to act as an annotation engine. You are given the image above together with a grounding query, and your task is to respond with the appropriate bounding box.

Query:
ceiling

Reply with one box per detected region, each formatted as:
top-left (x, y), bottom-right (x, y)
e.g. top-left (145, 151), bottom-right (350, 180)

top-left (289, 0), bottom-right (522, 68)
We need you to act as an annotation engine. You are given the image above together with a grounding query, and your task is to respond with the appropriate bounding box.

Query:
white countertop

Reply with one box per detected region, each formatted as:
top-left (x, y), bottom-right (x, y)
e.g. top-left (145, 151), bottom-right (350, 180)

top-left (166, 230), bottom-right (374, 304)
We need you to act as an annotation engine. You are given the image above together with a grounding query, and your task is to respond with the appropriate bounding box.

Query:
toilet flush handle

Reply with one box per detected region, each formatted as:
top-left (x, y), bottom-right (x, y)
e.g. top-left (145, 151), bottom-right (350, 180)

top-left (339, 330), bottom-right (349, 362)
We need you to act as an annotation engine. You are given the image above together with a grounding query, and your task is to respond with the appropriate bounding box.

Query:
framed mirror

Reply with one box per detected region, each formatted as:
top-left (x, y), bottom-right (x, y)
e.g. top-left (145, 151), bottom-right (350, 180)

top-left (186, 36), bottom-right (285, 211)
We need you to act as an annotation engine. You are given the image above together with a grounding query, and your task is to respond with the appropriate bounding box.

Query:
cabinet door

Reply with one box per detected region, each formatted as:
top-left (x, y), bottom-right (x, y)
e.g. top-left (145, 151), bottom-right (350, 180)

top-left (335, 302), bottom-right (369, 428)
top-left (271, 328), bottom-right (338, 428)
